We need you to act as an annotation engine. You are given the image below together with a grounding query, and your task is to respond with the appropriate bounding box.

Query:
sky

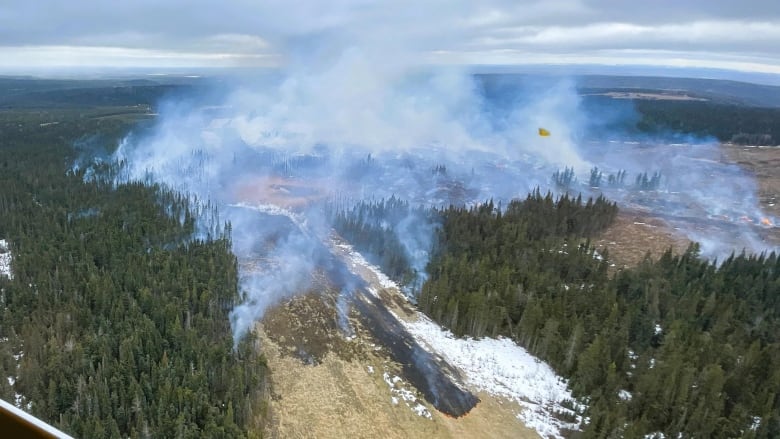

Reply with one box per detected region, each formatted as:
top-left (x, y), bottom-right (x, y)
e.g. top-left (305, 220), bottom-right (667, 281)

top-left (2, 0), bottom-right (780, 75)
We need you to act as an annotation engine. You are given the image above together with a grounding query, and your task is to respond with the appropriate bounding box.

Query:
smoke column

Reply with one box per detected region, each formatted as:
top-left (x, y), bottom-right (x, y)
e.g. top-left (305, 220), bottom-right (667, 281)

top-left (107, 2), bottom-right (777, 344)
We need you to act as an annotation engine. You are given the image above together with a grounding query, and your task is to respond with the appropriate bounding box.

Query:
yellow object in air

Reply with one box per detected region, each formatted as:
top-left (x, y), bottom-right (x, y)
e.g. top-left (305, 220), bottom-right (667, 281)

top-left (538, 128), bottom-right (550, 137)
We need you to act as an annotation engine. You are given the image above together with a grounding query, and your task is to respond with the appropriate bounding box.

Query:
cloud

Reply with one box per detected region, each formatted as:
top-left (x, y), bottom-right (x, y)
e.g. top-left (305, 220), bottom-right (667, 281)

top-left (475, 20), bottom-right (780, 54)
top-left (1, 0), bottom-right (780, 73)
top-left (0, 45), bottom-right (276, 69)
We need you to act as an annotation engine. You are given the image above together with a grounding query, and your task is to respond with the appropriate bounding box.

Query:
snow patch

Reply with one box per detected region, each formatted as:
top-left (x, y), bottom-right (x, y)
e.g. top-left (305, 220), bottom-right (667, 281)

top-left (342, 244), bottom-right (584, 437)
top-left (628, 350), bottom-right (638, 370)
top-left (618, 389), bottom-right (632, 401)
top-left (382, 371), bottom-right (432, 419)
top-left (750, 416), bottom-right (761, 431)
top-left (338, 243), bottom-right (399, 290)
top-left (412, 403), bottom-right (431, 418)
top-left (0, 239), bottom-right (13, 280)
top-left (401, 314), bottom-right (583, 438)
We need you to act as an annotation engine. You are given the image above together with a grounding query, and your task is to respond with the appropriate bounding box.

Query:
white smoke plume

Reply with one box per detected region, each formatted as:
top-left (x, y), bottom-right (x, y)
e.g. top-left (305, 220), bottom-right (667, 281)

top-left (108, 2), bottom-right (777, 344)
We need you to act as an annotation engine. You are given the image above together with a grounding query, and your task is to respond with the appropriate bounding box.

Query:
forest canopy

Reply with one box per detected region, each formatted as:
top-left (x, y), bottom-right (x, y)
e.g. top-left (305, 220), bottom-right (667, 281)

top-left (335, 191), bottom-right (780, 438)
top-left (0, 106), bottom-right (268, 438)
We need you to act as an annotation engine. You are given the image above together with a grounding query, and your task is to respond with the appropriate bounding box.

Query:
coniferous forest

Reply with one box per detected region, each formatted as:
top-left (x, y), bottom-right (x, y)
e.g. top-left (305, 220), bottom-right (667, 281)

top-left (3, 79), bottom-right (780, 439)
top-left (0, 108), bottom-right (268, 437)
top-left (336, 191), bottom-right (780, 438)
top-left (420, 195), bottom-right (780, 438)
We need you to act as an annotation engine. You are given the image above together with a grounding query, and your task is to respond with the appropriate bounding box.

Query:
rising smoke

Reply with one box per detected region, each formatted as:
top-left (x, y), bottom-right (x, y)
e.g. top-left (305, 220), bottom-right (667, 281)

top-left (107, 2), bottom-right (777, 344)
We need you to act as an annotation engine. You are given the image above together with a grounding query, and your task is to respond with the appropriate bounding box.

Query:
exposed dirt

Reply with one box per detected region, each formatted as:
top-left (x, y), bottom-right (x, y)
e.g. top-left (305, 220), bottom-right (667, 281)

top-left (594, 211), bottom-right (690, 270)
top-left (232, 175), bottom-right (334, 209)
top-left (258, 327), bottom-right (539, 438)
top-left (724, 144), bottom-right (780, 218)
top-left (596, 144), bottom-right (780, 269)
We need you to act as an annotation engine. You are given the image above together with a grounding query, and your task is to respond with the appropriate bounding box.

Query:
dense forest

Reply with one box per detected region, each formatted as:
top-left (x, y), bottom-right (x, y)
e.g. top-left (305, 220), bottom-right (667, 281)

top-left (575, 93), bottom-right (780, 145)
top-left (0, 77), bottom-right (194, 109)
top-left (633, 99), bottom-right (780, 145)
top-left (478, 73), bottom-right (780, 145)
top-left (337, 191), bottom-right (780, 438)
top-left (421, 196), bottom-right (779, 438)
top-left (328, 196), bottom-right (436, 288)
top-left (0, 107), bottom-right (268, 437)
top-left (418, 191), bottom-right (617, 340)
top-left (4, 75), bottom-right (780, 438)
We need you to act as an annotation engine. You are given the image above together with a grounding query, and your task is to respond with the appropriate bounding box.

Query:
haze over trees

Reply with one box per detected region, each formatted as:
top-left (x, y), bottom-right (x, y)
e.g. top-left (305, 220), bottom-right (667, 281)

top-left (2, 76), bottom-right (779, 438)
top-left (0, 106), bottom-right (268, 437)
top-left (337, 191), bottom-right (780, 438)
top-left (422, 197), bottom-right (780, 437)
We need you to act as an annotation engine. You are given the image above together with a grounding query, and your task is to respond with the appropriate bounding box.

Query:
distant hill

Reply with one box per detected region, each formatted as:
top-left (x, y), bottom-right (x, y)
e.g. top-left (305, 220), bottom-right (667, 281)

top-left (477, 73), bottom-right (780, 144)
top-left (576, 75), bottom-right (780, 108)
top-left (0, 76), bottom-right (198, 108)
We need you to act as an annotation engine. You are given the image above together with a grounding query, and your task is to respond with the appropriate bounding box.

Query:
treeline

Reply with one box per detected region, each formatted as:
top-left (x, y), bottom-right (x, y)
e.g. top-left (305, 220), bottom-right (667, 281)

top-left (417, 191), bottom-right (780, 437)
top-left (419, 192), bottom-right (617, 339)
top-left (556, 167), bottom-right (662, 191)
top-left (0, 81), bottom-right (188, 109)
top-left (0, 109), bottom-right (268, 437)
top-left (327, 196), bottom-right (435, 286)
top-left (634, 99), bottom-right (780, 145)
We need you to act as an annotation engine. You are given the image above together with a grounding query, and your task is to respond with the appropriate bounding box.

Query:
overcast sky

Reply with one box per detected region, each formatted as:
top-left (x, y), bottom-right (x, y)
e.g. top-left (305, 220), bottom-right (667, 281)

top-left (2, 0), bottom-right (780, 75)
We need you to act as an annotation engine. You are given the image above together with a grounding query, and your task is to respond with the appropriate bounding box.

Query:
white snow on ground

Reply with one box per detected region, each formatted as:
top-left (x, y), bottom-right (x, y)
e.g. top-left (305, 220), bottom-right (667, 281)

top-left (338, 243), bottom-right (399, 290)
top-left (0, 239), bottom-right (13, 280)
top-left (382, 371), bottom-right (433, 419)
top-left (230, 202), bottom-right (309, 232)
top-left (401, 314), bottom-right (583, 438)
top-left (4, 341), bottom-right (25, 409)
top-left (231, 202), bottom-right (299, 220)
top-left (339, 244), bottom-right (585, 438)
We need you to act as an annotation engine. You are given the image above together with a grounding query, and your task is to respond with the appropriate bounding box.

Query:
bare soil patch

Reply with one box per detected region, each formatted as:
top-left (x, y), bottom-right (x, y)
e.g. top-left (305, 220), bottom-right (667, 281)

top-left (596, 144), bottom-right (780, 269)
top-left (595, 211), bottom-right (690, 270)
top-left (724, 144), bottom-right (780, 218)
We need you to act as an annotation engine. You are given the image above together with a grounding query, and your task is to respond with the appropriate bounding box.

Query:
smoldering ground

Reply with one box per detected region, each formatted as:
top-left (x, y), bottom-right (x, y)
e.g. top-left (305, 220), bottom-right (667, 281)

top-left (109, 65), bottom-right (779, 345)
top-left (101, 1), bottom-right (778, 348)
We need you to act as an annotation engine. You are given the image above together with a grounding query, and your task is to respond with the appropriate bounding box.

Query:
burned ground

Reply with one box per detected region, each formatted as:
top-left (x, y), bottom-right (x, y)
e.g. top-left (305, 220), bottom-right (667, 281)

top-left (257, 286), bottom-right (538, 439)
top-left (595, 143), bottom-right (780, 269)
top-left (246, 141), bottom-right (780, 438)
top-left (725, 144), bottom-right (780, 218)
